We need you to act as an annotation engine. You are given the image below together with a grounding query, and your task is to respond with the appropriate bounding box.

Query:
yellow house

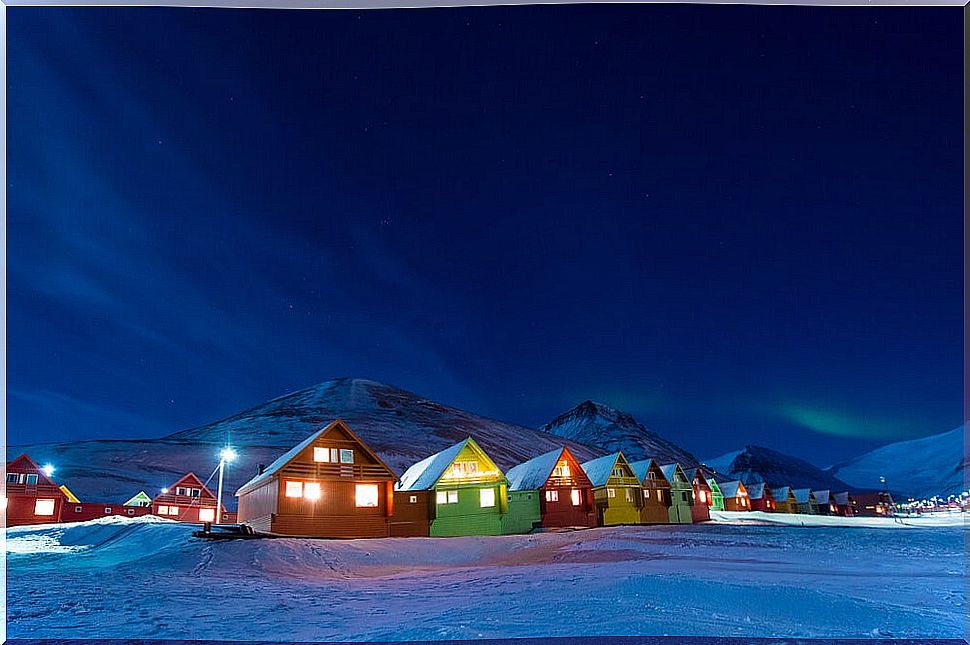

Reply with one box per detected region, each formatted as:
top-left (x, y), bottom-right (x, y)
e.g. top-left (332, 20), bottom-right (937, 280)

top-left (580, 452), bottom-right (642, 526)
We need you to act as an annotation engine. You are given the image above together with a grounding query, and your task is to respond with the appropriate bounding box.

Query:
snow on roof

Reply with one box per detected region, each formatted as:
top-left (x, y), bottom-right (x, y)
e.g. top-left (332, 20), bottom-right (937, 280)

top-left (629, 459), bottom-right (655, 483)
top-left (747, 482), bottom-right (768, 499)
top-left (792, 488), bottom-right (814, 503)
top-left (396, 438), bottom-right (474, 492)
top-left (774, 486), bottom-right (792, 499)
top-left (813, 490), bottom-right (832, 504)
top-left (236, 427), bottom-right (332, 495)
top-left (833, 491), bottom-right (850, 505)
top-left (580, 453), bottom-right (622, 488)
top-left (659, 463), bottom-right (687, 484)
top-left (720, 480), bottom-right (743, 498)
top-left (505, 448), bottom-right (564, 492)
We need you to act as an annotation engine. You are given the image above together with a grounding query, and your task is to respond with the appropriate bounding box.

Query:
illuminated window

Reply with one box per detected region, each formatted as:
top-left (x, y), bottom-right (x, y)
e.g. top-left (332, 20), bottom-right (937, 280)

top-left (304, 482), bottom-right (321, 500)
top-left (607, 488), bottom-right (616, 498)
top-left (168, 506), bottom-right (180, 515)
top-left (199, 508), bottom-right (215, 523)
top-left (699, 490), bottom-right (707, 503)
top-left (448, 490), bottom-right (458, 504)
top-left (436, 491), bottom-right (447, 505)
top-left (330, 448), bottom-right (339, 462)
top-left (409, 495), bottom-right (417, 503)
top-left (340, 449), bottom-right (354, 464)
top-left (571, 489), bottom-right (582, 506)
top-left (158, 505), bottom-right (169, 515)
top-left (451, 461), bottom-right (479, 478)
top-left (644, 489), bottom-right (651, 499)
top-left (545, 490), bottom-right (559, 503)
top-left (34, 498), bottom-right (56, 515)
top-left (553, 462), bottom-right (571, 478)
top-left (313, 447), bottom-right (330, 462)
top-left (285, 481), bottom-right (304, 498)
top-left (480, 488), bottom-right (495, 508)
top-left (355, 484), bottom-right (379, 508)
top-left (26, 474), bottom-right (38, 485)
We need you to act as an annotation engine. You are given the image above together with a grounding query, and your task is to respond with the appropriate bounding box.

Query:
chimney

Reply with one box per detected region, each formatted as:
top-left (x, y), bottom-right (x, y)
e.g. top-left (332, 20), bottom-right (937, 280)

top-left (256, 464), bottom-right (265, 475)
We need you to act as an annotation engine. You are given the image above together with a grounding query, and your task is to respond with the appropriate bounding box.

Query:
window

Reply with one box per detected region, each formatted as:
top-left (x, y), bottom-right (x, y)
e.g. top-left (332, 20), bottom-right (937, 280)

top-left (409, 495), bottom-right (417, 504)
top-left (285, 481), bottom-right (304, 498)
top-left (507, 494), bottom-right (512, 502)
top-left (304, 482), bottom-right (321, 500)
top-left (313, 447), bottom-right (330, 462)
top-left (607, 488), bottom-right (616, 498)
top-left (626, 489), bottom-right (634, 503)
top-left (127, 509), bottom-right (135, 516)
top-left (75, 506), bottom-right (83, 513)
top-left (552, 462), bottom-right (571, 478)
top-left (612, 468), bottom-right (623, 478)
top-left (545, 490), bottom-right (559, 503)
top-left (158, 505), bottom-right (169, 515)
top-left (168, 506), bottom-right (180, 516)
top-left (644, 489), bottom-right (651, 499)
top-left (340, 449), bottom-right (354, 464)
top-left (330, 448), bottom-right (339, 463)
top-left (6, 473), bottom-right (18, 484)
top-left (191, 489), bottom-right (201, 498)
top-left (34, 498), bottom-right (56, 516)
top-left (25, 474), bottom-right (38, 485)
top-left (176, 487), bottom-right (187, 496)
top-left (450, 461), bottom-right (479, 478)
top-left (480, 488), bottom-right (495, 508)
top-left (571, 489), bottom-right (582, 506)
top-left (198, 508), bottom-right (215, 523)
top-left (448, 490), bottom-right (458, 504)
top-left (647, 471), bottom-right (656, 480)
top-left (436, 491), bottom-right (448, 505)
top-left (105, 507), bottom-right (112, 514)
top-left (355, 484), bottom-right (379, 508)
top-left (699, 490), bottom-right (707, 503)
top-left (681, 492), bottom-right (688, 503)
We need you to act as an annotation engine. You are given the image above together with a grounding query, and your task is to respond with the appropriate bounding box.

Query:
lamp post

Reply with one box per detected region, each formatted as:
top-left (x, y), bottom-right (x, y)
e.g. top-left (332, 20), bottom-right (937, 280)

top-left (216, 446), bottom-right (238, 523)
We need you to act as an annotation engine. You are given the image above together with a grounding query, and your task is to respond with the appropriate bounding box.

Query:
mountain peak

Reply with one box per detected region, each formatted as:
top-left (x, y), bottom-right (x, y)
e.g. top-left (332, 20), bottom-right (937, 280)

top-left (703, 443), bottom-right (851, 492)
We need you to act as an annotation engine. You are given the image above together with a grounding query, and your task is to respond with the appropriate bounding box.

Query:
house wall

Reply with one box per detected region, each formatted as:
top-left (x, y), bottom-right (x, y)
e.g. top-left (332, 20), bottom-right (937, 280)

top-left (502, 490), bottom-right (541, 534)
top-left (430, 482), bottom-right (506, 537)
top-left (668, 485), bottom-right (694, 524)
top-left (390, 491), bottom-right (431, 537)
top-left (237, 477), bottom-right (278, 529)
top-left (6, 493), bottom-right (65, 527)
top-left (690, 484), bottom-right (711, 522)
top-left (640, 486), bottom-right (670, 524)
top-left (272, 478), bottom-right (392, 538)
top-left (775, 496), bottom-right (799, 514)
top-left (62, 503), bottom-right (153, 523)
top-left (540, 484), bottom-right (597, 529)
top-left (750, 497), bottom-right (774, 512)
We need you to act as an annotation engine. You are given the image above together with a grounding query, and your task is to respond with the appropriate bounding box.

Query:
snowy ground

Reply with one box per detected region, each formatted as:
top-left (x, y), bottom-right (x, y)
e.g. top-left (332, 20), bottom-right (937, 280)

top-left (5, 514), bottom-right (967, 641)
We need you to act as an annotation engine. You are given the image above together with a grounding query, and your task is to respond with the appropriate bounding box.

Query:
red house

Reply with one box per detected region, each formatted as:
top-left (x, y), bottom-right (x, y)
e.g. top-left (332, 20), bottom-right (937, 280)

top-left (153, 473), bottom-right (232, 523)
top-left (4, 454), bottom-right (67, 527)
top-left (504, 447), bottom-right (597, 529)
top-left (688, 468), bottom-right (712, 522)
top-left (747, 482), bottom-right (775, 512)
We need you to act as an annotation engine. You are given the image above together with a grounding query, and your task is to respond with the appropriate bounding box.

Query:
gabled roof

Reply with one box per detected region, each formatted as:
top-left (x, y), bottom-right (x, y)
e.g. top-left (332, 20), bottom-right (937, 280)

top-left (813, 489), bottom-right (832, 504)
top-left (629, 458), bottom-right (665, 484)
top-left (792, 488), bottom-right (815, 503)
top-left (833, 491), bottom-right (852, 505)
top-left (720, 480), bottom-right (746, 498)
top-left (706, 478), bottom-right (723, 494)
top-left (505, 447), bottom-right (570, 492)
top-left (659, 463), bottom-right (689, 485)
top-left (6, 453), bottom-right (59, 488)
top-left (236, 419), bottom-right (397, 495)
top-left (124, 491), bottom-right (153, 506)
top-left (747, 482), bottom-right (771, 500)
top-left (688, 468), bottom-right (711, 489)
top-left (396, 437), bottom-right (502, 492)
top-left (158, 472), bottom-right (215, 501)
top-left (773, 486), bottom-right (793, 499)
top-left (580, 452), bottom-right (629, 488)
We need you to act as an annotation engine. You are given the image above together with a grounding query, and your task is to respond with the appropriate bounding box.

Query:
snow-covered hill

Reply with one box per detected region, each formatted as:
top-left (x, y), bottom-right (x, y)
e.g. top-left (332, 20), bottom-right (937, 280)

top-left (7, 378), bottom-right (602, 507)
top-left (541, 401), bottom-right (700, 468)
top-left (703, 445), bottom-right (852, 492)
top-left (827, 426), bottom-right (968, 499)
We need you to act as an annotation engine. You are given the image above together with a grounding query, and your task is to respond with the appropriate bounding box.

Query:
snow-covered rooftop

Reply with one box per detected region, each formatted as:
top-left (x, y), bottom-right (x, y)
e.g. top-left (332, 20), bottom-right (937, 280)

top-left (629, 458), bottom-right (656, 483)
top-left (396, 438), bottom-right (474, 492)
top-left (505, 448), bottom-right (564, 492)
top-left (580, 453), bottom-right (622, 488)
top-left (747, 482), bottom-right (769, 499)
top-left (720, 480), bottom-right (743, 498)
top-left (792, 488), bottom-right (814, 504)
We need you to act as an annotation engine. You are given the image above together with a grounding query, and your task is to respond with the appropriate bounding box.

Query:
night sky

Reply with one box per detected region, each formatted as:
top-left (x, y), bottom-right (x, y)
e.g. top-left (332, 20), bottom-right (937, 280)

top-left (8, 6), bottom-right (962, 465)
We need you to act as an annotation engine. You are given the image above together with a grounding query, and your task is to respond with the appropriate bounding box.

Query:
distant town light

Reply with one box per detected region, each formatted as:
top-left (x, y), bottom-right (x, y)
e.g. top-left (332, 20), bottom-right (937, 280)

top-left (41, 464), bottom-right (55, 477)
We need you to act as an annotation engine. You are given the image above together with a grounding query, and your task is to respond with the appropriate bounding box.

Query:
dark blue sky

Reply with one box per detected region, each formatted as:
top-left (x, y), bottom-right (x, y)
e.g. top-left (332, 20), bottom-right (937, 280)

top-left (8, 6), bottom-right (962, 465)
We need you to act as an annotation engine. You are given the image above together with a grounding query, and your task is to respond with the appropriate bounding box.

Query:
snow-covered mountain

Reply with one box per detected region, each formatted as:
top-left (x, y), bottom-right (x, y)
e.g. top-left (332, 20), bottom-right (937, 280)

top-left (703, 445), bottom-right (852, 492)
top-left (541, 400), bottom-right (700, 468)
top-left (826, 425), bottom-right (968, 499)
top-left (7, 378), bottom-right (601, 507)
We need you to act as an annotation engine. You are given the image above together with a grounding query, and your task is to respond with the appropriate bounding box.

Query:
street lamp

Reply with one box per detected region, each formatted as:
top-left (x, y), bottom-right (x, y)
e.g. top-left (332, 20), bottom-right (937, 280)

top-left (42, 464), bottom-right (55, 478)
top-left (216, 446), bottom-right (238, 524)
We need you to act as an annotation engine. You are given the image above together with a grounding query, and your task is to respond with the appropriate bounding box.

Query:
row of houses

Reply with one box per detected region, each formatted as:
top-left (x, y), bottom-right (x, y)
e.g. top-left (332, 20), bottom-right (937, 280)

top-left (4, 420), bottom-right (894, 534)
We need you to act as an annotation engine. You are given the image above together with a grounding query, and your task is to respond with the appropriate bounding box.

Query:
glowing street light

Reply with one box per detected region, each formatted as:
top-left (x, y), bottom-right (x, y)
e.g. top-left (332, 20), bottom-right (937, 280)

top-left (215, 445), bottom-right (238, 525)
top-left (42, 464), bottom-right (55, 478)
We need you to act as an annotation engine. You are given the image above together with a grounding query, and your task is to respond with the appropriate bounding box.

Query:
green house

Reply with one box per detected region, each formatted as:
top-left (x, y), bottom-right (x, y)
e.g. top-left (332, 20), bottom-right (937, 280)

top-left (124, 491), bottom-right (153, 507)
top-left (581, 452), bottom-right (642, 526)
top-left (660, 463), bottom-right (693, 524)
top-left (397, 438), bottom-right (508, 537)
top-left (706, 478), bottom-right (725, 511)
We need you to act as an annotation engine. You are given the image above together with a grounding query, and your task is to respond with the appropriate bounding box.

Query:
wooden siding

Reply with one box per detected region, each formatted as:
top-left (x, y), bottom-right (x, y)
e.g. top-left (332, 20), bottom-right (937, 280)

top-left (502, 490), bottom-right (541, 534)
top-left (690, 479), bottom-right (711, 522)
top-left (62, 503), bottom-right (153, 523)
top-left (430, 482), bottom-right (506, 537)
top-left (539, 484), bottom-right (597, 529)
top-left (5, 455), bottom-right (67, 527)
top-left (390, 491), bottom-right (431, 537)
top-left (640, 487), bottom-right (669, 524)
top-left (237, 477), bottom-right (277, 525)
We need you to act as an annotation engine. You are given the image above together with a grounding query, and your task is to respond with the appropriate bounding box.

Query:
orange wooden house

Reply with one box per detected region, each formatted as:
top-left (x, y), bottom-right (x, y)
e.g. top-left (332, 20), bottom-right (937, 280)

top-left (629, 458), bottom-right (671, 524)
top-left (236, 419), bottom-right (398, 537)
top-left (153, 472), bottom-right (231, 524)
top-left (4, 454), bottom-right (67, 527)
top-left (687, 468), bottom-right (712, 522)
top-left (720, 480), bottom-right (750, 511)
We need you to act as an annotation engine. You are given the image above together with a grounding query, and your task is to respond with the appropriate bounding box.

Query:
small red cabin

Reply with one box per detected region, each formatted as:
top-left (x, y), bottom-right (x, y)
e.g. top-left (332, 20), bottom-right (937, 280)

top-left (504, 447), bottom-right (597, 529)
top-left (4, 454), bottom-right (67, 527)
top-left (153, 472), bottom-right (228, 523)
top-left (688, 469), bottom-right (712, 522)
top-left (747, 482), bottom-right (775, 512)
